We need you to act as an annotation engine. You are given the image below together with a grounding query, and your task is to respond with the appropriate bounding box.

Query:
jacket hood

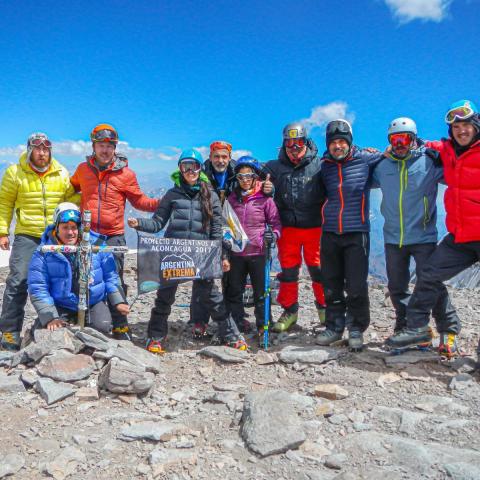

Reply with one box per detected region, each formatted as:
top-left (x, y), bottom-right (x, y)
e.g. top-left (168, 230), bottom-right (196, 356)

top-left (87, 153), bottom-right (128, 172)
top-left (19, 151), bottom-right (63, 174)
top-left (278, 138), bottom-right (319, 167)
top-left (171, 169), bottom-right (210, 187)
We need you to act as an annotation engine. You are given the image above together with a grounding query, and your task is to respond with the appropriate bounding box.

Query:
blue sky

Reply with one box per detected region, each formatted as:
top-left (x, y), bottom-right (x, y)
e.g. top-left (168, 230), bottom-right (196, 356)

top-left (0, 0), bottom-right (479, 174)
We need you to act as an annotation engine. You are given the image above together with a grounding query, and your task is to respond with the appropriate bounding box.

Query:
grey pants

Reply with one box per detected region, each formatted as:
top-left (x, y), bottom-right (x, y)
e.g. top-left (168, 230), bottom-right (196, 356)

top-left (0, 234), bottom-right (41, 333)
top-left (32, 301), bottom-right (112, 334)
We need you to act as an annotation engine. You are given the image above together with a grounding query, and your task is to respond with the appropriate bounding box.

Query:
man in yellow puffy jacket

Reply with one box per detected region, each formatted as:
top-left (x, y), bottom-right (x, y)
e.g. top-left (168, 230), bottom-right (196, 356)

top-left (0, 133), bottom-right (78, 350)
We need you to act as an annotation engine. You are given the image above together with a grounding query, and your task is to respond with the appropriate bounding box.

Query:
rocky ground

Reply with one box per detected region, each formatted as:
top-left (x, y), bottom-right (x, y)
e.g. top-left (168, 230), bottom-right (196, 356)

top-left (0, 254), bottom-right (479, 480)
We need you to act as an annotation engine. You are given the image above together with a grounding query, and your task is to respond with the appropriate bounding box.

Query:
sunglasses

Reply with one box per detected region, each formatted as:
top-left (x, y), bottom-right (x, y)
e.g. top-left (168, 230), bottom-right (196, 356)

top-left (179, 161), bottom-right (201, 174)
top-left (92, 129), bottom-right (118, 143)
top-left (285, 138), bottom-right (305, 148)
top-left (236, 173), bottom-right (257, 181)
top-left (57, 210), bottom-right (81, 224)
top-left (30, 138), bottom-right (52, 148)
top-left (389, 133), bottom-right (413, 148)
top-left (445, 106), bottom-right (475, 124)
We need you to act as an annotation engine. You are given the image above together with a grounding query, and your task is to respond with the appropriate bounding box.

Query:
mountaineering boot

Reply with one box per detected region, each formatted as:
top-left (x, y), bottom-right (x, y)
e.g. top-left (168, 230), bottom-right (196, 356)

top-left (315, 302), bottom-right (326, 325)
top-left (393, 319), bottom-right (406, 334)
top-left (224, 334), bottom-right (248, 351)
top-left (385, 326), bottom-right (432, 351)
top-left (192, 322), bottom-right (208, 339)
top-left (112, 326), bottom-right (132, 341)
top-left (0, 331), bottom-right (21, 351)
top-left (438, 333), bottom-right (459, 358)
top-left (348, 330), bottom-right (364, 352)
top-left (237, 319), bottom-right (252, 334)
top-left (272, 309), bottom-right (298, 333)
top-left (146, 337), bottom-right (166, 354)
top-left (315, 329), bottom-right (343, 346)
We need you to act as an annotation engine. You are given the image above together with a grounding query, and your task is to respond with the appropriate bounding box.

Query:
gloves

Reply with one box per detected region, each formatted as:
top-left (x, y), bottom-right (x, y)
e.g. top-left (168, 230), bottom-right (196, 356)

top-left (263, 228), bottom-right (275, 245)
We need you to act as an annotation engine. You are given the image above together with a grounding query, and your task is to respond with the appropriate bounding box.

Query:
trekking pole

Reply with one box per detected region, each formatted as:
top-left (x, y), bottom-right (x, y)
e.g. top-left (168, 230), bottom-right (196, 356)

top-left (263, 225), bottom-right (273, 351)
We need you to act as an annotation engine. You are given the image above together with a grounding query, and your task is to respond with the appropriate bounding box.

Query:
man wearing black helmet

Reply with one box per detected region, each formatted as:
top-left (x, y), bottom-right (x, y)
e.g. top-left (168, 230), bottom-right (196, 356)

top-left (316, 120), bottom-right (383, 351)
top-left (264, 123), bottom-right (326, 332)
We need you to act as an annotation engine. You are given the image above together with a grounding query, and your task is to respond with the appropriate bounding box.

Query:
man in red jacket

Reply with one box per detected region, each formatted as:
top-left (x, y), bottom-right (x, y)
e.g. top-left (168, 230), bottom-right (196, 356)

top-left (70, 124), bottom-right (159, 339)
top-left (386, 100), bottom-right (480, 362)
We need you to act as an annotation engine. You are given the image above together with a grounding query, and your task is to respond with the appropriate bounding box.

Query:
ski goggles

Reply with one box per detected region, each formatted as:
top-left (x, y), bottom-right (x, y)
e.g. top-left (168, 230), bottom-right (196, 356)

top-left (445, 105), bottom-right (476, 124)
top-left (284, 138), bottom-right (305, 148)
top-left (210, 141), bottom-right (232, 153)
top-left (179, 160), bottom-right (201, 173)
top-left (236, 172), bottom-right (257, 181)
top-left (57, 210), bottom-right (81, 225)
top-left (389, 133), bottom-right (413, 148)
top-left (92, 129), bottom-right (118, 143)
top-left (29, 137), bottom-right (52, 148)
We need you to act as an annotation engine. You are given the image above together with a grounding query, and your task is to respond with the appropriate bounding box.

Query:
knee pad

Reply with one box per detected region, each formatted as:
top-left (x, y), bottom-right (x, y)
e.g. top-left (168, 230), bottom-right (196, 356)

top-left (307, 265), bottom-right (322, 283)
top-left (277, 266), bottom-right (300, 283)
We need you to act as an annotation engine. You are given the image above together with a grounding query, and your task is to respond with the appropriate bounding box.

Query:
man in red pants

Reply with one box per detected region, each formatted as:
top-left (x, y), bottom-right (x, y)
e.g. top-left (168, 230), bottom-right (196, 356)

top-left (264, 123), bottom-right (326, 332)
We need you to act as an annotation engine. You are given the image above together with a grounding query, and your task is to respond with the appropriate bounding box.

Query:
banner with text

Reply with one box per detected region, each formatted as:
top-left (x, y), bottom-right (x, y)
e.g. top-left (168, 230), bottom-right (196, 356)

top-left (137, 233), bottom-right (223, 294)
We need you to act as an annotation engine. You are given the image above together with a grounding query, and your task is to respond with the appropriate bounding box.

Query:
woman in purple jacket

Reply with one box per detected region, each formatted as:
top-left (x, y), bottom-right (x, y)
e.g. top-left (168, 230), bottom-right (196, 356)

top-left (224, 156), bottom-right (281, 345)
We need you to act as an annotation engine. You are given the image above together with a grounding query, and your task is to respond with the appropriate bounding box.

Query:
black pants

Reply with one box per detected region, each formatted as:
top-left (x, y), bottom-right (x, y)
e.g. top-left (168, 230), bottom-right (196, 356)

top-left (385, 243), bottom-right (459, 333)
top-left (407, 234), bottom-right (480, 330)
top-left (149, 279), bottom-right (238, 339)
top-left (224, 255), bottom-right (269, 329)
top-left (321, 232), bottom-right (370, 333)
top-left (106, 234), bottom-right (129, 329)
top-left (32, 301), bottom-right (112, 334)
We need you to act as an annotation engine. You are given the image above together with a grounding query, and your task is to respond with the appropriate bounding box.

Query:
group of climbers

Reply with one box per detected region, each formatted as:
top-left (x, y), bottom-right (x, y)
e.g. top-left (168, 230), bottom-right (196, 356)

top-left (1, 99), bottom-right (479, 366)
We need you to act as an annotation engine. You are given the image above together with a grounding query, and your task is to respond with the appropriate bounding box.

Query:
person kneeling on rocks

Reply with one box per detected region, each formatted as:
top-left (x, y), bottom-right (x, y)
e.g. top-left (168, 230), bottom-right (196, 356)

top-left (28, 203), bottom-right (129, 334)
top-left (128, 149), bottom-right (248, 354)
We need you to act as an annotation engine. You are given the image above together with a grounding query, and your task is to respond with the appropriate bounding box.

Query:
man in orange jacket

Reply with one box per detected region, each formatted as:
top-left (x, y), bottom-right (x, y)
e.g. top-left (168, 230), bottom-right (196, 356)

top-left (70, 124), bottom-right (159, 340)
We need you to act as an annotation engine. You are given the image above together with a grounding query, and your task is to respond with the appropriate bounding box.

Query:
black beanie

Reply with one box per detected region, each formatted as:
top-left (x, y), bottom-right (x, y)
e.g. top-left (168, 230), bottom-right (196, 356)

top-left (326, 120), bottom-right (353, 148)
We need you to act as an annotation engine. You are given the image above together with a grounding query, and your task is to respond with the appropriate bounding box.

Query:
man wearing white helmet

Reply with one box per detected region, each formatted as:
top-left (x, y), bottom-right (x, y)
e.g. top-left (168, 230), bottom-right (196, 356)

top-left (371, 118), bottom-right (460, 357)
top-left (28, 203), bottom-right (128, 333)
top-left (0, 133), bottom-right (78, 350)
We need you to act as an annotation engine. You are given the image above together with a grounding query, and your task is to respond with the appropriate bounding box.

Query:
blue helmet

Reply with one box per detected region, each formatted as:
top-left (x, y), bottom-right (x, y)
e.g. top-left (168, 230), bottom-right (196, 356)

top-left (234, 155), bottom-right (261, 174)
top-left (178, 148), bottom-right (204, 165)
top-left (445, 99), bottom-right (479, 124)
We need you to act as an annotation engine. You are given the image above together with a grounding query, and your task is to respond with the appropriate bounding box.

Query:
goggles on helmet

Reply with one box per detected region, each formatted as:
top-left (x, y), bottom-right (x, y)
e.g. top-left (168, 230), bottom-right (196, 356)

top-left (57, 209), bottom-right (81, 225)
top-left (284, 138), bottom-right (305, 149)
top-left (445, 105), bottom-right (476, 124)
top-left (30, 137), bottom-right (52, 148)
top-left (92, 128), bottom-right (118, 143)
top-left (236, 172), bottom-right (257, 181)
top-left (179, 161), bottom-right (201, 174)
top-left (210, 141), bottom-right (232, 153)
top-left (389, 133), bottom-right (413, 148)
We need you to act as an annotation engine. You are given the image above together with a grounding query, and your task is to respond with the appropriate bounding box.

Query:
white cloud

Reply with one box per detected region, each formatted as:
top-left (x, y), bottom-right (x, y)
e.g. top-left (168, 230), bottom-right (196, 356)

top-left (300, 101), bottom-right (355, 133)
top-left (0, 140), bottom-right (250, 164)
top-left (385, 0), bottom-right (452, 23)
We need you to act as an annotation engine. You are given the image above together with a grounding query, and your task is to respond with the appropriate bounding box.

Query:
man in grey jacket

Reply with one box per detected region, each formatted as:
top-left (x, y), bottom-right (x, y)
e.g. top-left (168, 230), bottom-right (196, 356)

top-left (372, 117), bottom-right (460, 357)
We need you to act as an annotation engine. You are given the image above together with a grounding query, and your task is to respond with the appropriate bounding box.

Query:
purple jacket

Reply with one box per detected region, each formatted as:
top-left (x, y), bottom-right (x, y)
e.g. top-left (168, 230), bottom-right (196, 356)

top-left (227, 183), bottom-right (282, 257)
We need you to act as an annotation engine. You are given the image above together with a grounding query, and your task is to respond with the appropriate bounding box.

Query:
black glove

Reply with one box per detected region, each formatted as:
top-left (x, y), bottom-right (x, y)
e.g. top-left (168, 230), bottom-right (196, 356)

top-left (222, 239), bottom-right (232, 251)
top-left (263, 228), bottom-right (275, 245)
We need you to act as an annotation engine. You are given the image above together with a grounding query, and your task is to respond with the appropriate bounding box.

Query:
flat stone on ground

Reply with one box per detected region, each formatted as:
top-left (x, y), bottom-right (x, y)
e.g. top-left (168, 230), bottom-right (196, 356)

top-left (0, 374), bottom-right (26, 394)
top-left (98, 357), bottom-right (155, 394)
top-left (119, 421), bottom-right (187, 442)
top-left (278, 345), bottom-right (340, 364)
top-left (314, 384), bottom-right (349, 400)
top-left (198, 346), bottom-right (249, 363)
top-left (36, 377), bottom-right (75, 405)
top-left (37, 350), bottom-right (95, 382)
top-left (0, 453), bottom-right (25, 478)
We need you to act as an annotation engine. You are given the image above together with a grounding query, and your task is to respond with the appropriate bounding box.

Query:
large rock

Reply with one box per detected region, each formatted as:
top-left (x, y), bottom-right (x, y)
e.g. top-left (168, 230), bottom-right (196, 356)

top-left (278, 345), bottom-right (340, 364)
top-left (42, 446), bottom-right (86, 480)
top-left (198, 346), bottom-right (249, 363)
top-left (98, 357), bottom-right (155, 394)
top-left (36, 377), bottom-right (75, 405)
top-left (444, 462), bottom-right (480, 480)
top-left (241, 390), bottom-right (306, 457)
top-left (371, 406), bottom-right (426, 434)
top-left (0, 453), bottom-right (25, 478)
top-left (0, 351), bottom-right (14, 367)
top-left (34, 328), bottom-right (84, 354)
top-left (0, 374), bottom-right (26, 394)
top-left (74, 330), bottom-right (111, 351)
top-left (93, 343), bottom-right (161, 373)
top-left (37, 350), bottom-right (95, 382)
top-left (119, 421), bottom-right (187, 442)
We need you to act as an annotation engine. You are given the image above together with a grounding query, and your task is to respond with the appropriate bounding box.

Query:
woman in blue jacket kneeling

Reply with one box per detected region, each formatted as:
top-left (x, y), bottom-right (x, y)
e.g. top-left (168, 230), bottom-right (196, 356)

top-left (28, 203), bottom-right (129, 333)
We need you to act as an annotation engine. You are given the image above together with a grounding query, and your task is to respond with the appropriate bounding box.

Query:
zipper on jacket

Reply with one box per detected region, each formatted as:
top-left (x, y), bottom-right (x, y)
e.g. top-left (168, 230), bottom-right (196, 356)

top-left (423, 196), bottom-right (429, 230)
top-left (41, 178), bottom-right (47, 228)
top-left (337, 163), bottom-right (344, 233)
top-left (361, 193), bottom-right (366, 224)
top-left (97, 180), bottom-right (102, 232)
top-left (321, 199), bottom-right (328, 226)
top-left (398, 161), bottom-right (408, 248)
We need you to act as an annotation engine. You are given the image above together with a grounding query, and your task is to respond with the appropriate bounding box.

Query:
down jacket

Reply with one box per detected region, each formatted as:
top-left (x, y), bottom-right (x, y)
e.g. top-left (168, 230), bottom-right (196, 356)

top-left (321, 147), bottom-right (384, 234)
top-left (227, 182), bottom-right (282, 256)
top-left (70, 154), bottom-right (158, 237)
top-left (136, 171), bottom-right (223, 241)
top-left (263, 139), bottom-right (325, 228)
top-left (426, 138), bottom-right (480, 243)
top-left (0, 152), bottom-right (79, 237)
top-left (28, 225), bottom-right (123, 326)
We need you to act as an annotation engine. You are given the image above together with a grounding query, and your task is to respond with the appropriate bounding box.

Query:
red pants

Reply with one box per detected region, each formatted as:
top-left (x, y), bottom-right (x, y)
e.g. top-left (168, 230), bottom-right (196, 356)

top-left (276, 226), bottom-right (325, 309)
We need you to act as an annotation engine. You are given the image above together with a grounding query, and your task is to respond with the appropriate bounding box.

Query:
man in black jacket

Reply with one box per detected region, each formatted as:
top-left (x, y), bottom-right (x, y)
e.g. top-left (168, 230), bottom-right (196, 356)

top-left (264, 123), bottom-right (326, 332)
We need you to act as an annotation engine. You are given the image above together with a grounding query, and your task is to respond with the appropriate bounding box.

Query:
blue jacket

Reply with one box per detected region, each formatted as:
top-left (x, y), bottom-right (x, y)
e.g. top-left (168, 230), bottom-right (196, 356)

top-left (28, 225), bottom-right (123, 326)
top-left (371, 141), bottom-right (443, 246)
top-left (321, 147), bottom-right (383, 233)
